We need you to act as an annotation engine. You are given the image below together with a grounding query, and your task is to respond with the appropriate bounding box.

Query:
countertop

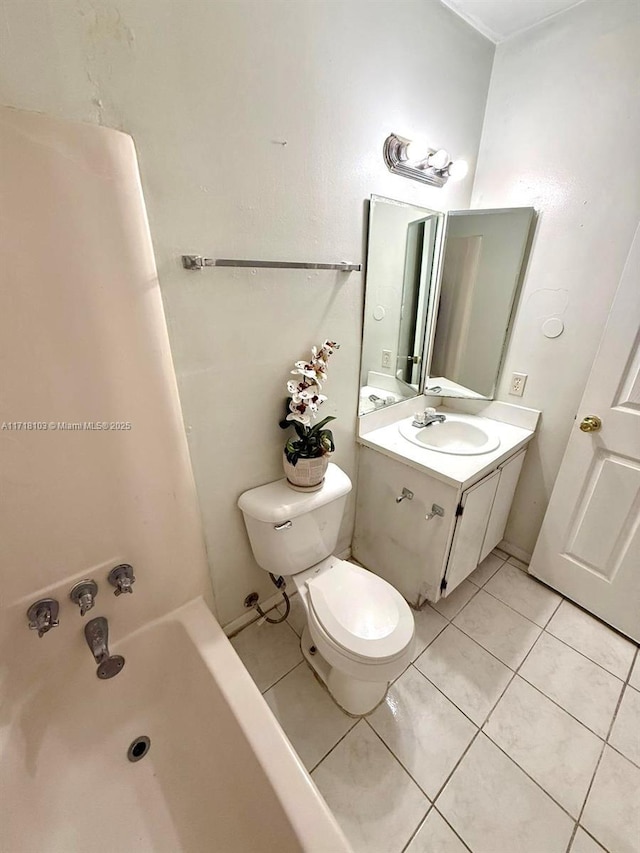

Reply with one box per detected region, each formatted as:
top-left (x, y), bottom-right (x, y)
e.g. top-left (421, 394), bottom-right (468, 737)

top-left (358, 406), bottom-right (536, 490)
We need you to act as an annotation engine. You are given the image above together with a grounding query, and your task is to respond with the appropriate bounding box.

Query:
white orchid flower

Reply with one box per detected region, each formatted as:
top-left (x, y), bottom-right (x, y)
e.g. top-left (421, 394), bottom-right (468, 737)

top-left (290, 387), bottom-right (326, 411)
top-left (320, 340), bottom-right (340, 357)
top-left (311, 346), bottom-right (328, 367)
top-left (291, 371), bottom-right (324, 389)
top-left (286, 410), bottom-right (311, 426)
top-left (283, 340), bottom-right (339, 441)
top-left (291, 360), bottom-right (319, 380)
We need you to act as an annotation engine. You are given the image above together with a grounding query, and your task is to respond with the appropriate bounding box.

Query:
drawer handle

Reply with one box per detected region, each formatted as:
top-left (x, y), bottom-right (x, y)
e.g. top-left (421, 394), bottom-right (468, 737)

top-left (426, 504), bottom-right (445, 521)
top-left (274, 520), bottom-right (293, 531)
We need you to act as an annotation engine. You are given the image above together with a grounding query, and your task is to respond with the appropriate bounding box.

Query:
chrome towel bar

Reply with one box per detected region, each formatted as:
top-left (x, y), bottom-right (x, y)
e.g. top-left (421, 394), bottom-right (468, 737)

top-left (181, 255), bottom-right (361, 272)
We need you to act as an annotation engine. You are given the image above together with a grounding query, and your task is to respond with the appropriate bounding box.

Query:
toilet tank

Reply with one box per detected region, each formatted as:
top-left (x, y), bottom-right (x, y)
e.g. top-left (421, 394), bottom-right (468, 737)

top-left (238, 463), bottom-right (352, 576)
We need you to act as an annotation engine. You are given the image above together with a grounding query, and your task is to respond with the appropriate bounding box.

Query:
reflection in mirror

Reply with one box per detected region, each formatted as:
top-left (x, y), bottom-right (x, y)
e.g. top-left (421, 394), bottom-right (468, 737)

top-left (359, 196), bottom-right (443, 415)
top-left (426, 208), bottom-right (535, 399)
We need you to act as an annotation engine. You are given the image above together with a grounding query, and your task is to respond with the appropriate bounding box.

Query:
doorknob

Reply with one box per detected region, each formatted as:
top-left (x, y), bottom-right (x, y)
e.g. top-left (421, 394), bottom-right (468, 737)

top-left (579, 415), bottom-right (602, 433)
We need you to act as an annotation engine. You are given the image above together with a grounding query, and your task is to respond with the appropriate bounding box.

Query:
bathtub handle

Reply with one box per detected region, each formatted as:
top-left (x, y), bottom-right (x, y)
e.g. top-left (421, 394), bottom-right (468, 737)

top-left (108, 563), bottom-right (136, 596)
top-left (274, 521), bottom-right (293, 531)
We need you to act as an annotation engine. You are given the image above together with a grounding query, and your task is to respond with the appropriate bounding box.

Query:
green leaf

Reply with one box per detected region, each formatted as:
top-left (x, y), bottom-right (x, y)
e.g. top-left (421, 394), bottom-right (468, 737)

top-left (279, 397), bottom-right (294, 430)
top-left (320, 429), bottom-right (335, 452)
top-left (308, 415), bottom-right (336, 436)
top-left (293, 421), bottom-right (308, 439)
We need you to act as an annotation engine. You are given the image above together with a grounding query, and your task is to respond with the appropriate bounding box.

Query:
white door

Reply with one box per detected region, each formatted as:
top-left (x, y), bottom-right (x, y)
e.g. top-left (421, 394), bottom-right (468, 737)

top-left (530, 224), bottom-right (640, 641)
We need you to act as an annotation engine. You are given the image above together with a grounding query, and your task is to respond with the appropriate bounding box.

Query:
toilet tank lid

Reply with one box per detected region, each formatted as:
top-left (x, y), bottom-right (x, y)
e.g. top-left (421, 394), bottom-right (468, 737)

top-left (237, 463), bottom-right (352, 524)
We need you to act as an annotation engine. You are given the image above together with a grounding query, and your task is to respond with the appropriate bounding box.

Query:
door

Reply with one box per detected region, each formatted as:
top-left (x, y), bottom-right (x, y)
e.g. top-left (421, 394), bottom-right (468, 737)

top-left (444, 470), bottom-right (500, 596)
top-left (530, 224), bottom-right (640, 641)
top-left (479, 449), bottom-right (527, 563)
top-left (398, 216), bottom-right (438, 385)
top-left (353, 447), bottom-right (458, 606)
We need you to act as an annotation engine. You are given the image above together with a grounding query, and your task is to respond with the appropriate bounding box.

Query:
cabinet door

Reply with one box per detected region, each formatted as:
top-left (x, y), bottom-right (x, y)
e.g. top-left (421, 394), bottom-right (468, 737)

top-left (443, 470), bottom-right (500, 595)
top-left (479, 448), bottom-right (526, 563)
top-left (353, 447), bottom-right (457, 605)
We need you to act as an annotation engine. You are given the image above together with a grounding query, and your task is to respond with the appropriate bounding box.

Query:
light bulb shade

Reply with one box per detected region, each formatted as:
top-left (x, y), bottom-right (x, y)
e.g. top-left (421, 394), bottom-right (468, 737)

top-left (427, 149), bottom-right (450, 170)
top-left (404, 139), bottom-right (431, 163)
top-left (383, 134), bottom-right (454, 188)
top-left (448, 159), bottom-right (469, 181)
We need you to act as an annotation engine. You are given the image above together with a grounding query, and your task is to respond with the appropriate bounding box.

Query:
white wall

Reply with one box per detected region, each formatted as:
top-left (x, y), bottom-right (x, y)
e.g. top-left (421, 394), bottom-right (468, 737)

top-left (0, 107), bottom-right (212, 693)
top-left (472, 0), bottom-right (640, 556)
top-left (0, 0), bottom-right (494, 624)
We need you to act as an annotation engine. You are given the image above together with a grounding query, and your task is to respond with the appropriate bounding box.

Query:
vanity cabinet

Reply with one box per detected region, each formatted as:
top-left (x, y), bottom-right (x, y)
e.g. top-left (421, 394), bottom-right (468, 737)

top-left (353, 446), bottom-right (526, 606)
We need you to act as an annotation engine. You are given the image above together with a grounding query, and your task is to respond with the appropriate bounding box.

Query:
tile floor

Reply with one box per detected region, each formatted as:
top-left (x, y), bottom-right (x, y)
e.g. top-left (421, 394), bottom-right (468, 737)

top-left (230, 552), bottom-right (640, 853)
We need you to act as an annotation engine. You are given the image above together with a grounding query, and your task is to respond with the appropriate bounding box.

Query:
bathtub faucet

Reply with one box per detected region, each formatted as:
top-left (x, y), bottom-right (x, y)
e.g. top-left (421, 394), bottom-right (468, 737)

top-left (26, 598), bottom-right (60, 638)
top-left (84, 616), bottom-right (126, 679)
top-left (108, 563), bottom-right (136, 596)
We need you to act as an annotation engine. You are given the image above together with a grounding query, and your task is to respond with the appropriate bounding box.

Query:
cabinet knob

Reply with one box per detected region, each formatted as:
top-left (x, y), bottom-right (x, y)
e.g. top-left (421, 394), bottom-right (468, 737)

top-left (396, 488), bottom-right (414, 503)
top-left (426, 504), bottom-right (445, 521)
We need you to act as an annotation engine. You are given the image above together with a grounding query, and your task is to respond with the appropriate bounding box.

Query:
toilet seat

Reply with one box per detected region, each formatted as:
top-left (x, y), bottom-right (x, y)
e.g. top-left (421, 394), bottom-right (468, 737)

top-left (305, 560), bottom-right (414, 664)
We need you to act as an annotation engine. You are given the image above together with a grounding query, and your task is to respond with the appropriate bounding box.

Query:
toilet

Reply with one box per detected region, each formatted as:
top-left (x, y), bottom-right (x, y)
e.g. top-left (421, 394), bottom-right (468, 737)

top-left (238, 463), bottom-right (415, 715)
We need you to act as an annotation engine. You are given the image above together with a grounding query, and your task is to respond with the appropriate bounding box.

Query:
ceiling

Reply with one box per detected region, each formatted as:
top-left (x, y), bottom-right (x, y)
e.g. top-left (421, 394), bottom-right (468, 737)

top-left (439, 0), bottom-right (586, 42)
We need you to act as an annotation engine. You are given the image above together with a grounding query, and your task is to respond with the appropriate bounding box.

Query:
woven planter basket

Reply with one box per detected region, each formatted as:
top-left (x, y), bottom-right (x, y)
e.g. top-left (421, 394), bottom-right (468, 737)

top-left (282, 452), bottom-right (330, 492)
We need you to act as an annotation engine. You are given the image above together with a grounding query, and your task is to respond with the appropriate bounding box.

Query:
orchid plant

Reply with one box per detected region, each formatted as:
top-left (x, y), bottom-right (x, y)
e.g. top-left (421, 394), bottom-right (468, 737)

top-left (279, 340), bottom-right (340, 466)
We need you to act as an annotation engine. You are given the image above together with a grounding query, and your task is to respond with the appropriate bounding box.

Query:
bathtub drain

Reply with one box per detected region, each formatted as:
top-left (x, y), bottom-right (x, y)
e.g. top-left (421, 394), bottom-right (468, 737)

top-left (127, 736), bottom-right (151, 762)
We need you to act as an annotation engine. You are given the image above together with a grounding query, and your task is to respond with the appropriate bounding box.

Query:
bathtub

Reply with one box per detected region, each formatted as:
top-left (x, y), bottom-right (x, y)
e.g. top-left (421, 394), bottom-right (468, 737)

top-left (0, 598), bottom-right (351, 852)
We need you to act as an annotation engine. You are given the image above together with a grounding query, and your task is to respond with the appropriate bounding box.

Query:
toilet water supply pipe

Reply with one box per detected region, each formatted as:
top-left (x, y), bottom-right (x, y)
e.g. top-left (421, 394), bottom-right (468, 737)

top-left (253, 574), bottom-right (291, 624)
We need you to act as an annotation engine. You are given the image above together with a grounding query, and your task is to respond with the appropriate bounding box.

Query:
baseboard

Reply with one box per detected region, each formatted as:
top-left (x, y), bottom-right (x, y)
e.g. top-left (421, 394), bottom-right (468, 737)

top-left (497, 539), bottom-right (531, 565)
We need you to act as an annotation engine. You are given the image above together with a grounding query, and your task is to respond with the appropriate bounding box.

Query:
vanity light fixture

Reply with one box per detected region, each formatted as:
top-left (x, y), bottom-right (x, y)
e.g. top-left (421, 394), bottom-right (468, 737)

top-left (383, 133), bottom-right (468, 187)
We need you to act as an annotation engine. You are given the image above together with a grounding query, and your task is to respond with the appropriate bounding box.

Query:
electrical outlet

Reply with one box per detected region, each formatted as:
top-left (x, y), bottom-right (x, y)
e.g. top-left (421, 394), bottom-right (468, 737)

top-left (509, 372), bottom-right (528, 397)
top-left (381, 349), bottom-right (392, 369)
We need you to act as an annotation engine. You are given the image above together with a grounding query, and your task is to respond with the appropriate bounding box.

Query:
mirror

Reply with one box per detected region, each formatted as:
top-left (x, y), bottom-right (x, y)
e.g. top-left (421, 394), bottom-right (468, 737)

top-left (359, 196), bottom-right (443, 415)
top-left (426, 208), bottom-right (535, 398)
top-left (359, 198), bottom-right (535, 414)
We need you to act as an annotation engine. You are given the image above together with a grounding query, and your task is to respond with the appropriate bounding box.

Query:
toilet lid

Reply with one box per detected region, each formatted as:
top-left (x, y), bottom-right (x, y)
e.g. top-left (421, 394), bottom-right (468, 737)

top-left (306, 561), bottom-right (414, 662)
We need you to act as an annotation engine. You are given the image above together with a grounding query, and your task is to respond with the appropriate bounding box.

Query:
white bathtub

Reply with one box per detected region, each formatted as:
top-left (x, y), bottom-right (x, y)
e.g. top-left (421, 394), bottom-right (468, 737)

top-left (0, 598), bottom-right (351, 852)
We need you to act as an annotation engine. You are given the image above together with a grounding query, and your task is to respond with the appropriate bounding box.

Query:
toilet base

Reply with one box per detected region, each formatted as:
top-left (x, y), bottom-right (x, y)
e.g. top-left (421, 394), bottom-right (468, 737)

top-left (301, 626), bottom-right (389, 716)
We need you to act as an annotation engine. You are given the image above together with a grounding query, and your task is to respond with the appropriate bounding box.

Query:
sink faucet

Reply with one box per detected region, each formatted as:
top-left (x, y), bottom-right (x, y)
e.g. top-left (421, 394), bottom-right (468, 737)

top-left (84, 616), bottom-right (125, 679)
top-left (412, 407), bottom-right (447, 428)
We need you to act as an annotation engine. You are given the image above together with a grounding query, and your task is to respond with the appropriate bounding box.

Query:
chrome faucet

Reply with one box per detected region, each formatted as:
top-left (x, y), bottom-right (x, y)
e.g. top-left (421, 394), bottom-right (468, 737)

top-left (108, 564), bottom-right (135, 596)
top-left (70, 579), bottom-right (98, 616)
top-left (412, 407), bottom-right (447, 428)
top-left (84, 616), bottom-right (125, 679)
top-left (27, 598), bottom-right (60, 638)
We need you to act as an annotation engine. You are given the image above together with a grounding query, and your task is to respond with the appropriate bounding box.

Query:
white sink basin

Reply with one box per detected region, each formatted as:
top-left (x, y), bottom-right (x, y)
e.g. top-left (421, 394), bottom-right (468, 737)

top-left (398, 414), bottom-right (501, 455)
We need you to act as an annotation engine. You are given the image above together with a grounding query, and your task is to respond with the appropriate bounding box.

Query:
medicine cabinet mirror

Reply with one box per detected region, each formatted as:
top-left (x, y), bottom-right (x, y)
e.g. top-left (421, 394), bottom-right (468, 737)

top-left (359, 197), bottom-right (535, 414)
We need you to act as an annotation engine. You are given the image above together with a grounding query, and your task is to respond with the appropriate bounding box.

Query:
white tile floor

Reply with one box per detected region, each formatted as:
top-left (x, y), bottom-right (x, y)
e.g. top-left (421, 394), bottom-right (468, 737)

top-left (230, 552), bottom-right (640, 853)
